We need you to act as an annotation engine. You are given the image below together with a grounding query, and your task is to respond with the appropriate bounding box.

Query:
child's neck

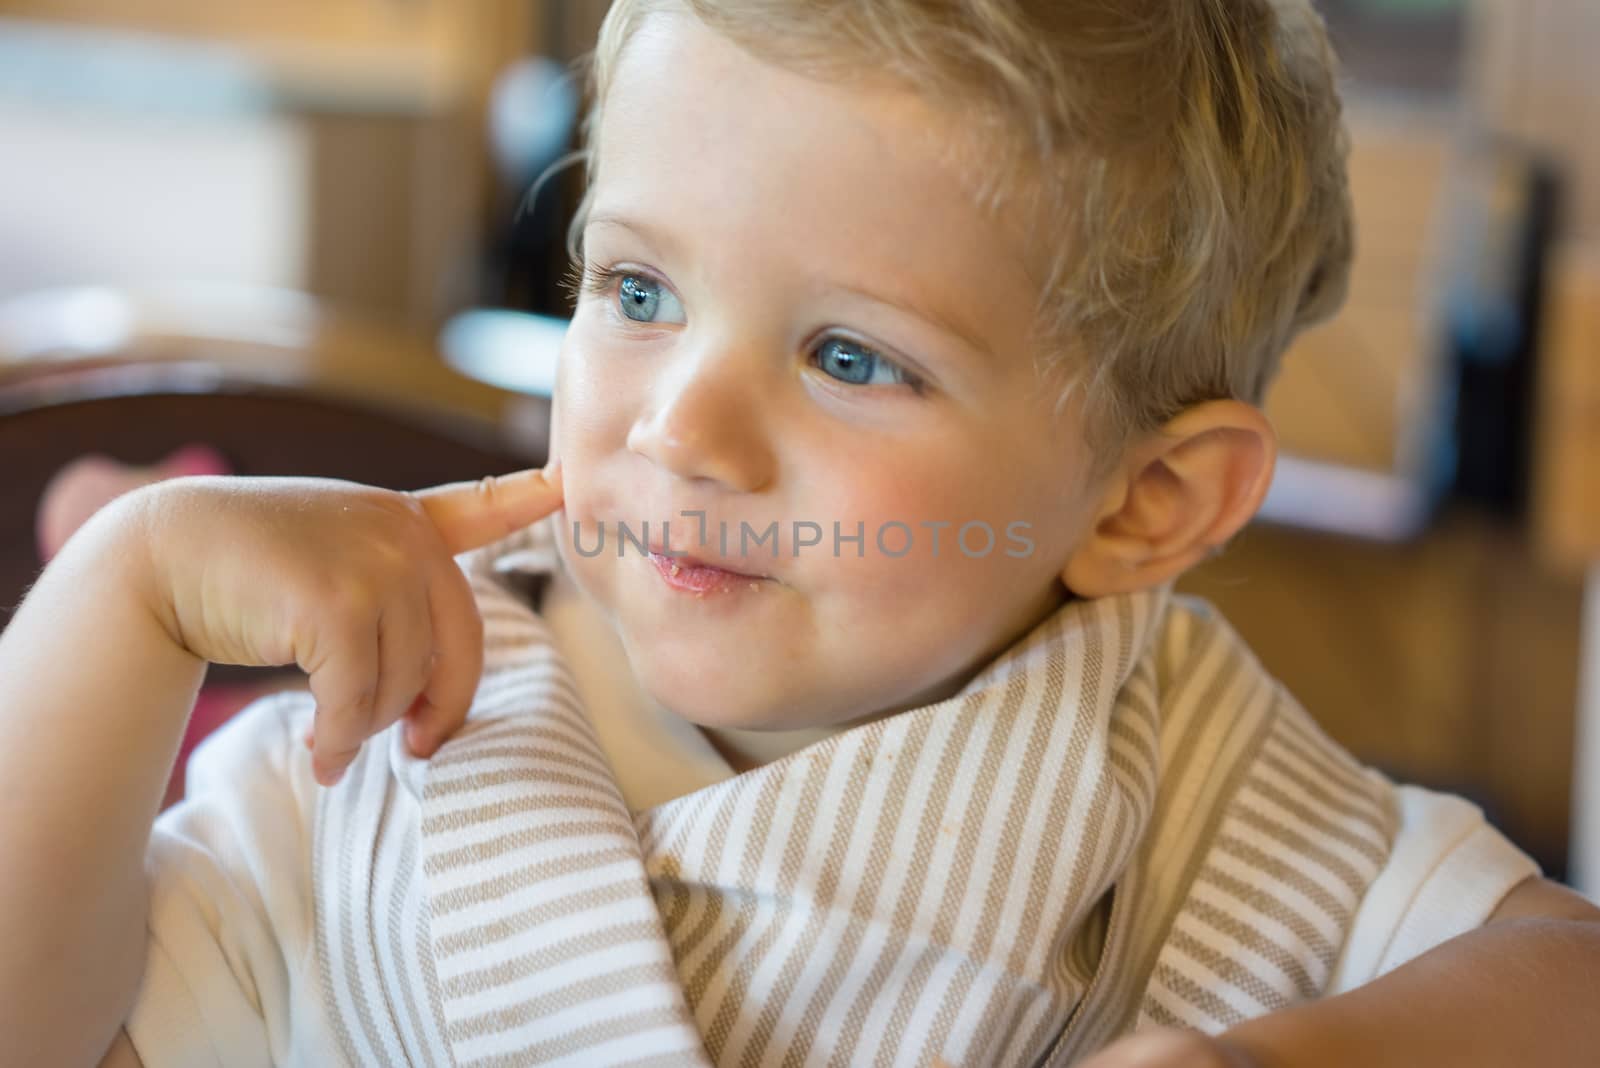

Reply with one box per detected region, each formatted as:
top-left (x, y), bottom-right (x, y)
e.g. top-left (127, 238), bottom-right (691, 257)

top-left (696, 720), bottom-right (845, 772)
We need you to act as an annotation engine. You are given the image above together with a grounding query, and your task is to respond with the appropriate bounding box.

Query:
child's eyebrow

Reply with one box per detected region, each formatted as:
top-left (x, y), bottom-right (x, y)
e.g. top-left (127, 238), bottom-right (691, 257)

top-left (820, 281), bottom-right (994, 361)
top-left (584, 211), bottom-right (994, 361)
top-left (584, 213), bottom-right (679, 258)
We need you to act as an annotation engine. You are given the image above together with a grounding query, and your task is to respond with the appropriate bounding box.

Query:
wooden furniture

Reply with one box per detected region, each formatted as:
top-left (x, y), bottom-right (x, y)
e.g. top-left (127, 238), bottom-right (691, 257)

top-left (1530, 248), bottom-right (1600, 892)
top-left (0, 1), bottom-right (543, 326)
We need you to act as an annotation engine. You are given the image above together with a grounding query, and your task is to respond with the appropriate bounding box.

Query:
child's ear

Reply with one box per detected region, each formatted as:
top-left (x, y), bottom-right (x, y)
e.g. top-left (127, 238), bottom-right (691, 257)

top-left (1061, 399), bottom-right (1276, 598)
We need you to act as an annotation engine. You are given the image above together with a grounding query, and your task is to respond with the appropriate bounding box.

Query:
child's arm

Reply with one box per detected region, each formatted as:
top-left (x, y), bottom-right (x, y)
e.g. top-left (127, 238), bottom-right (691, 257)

top-left (1081, 876), bottom-right (1600, 1067)
top-left (0, 464), bottom-right (562, 1067)
top-left (0, 493), bottom-right (207, 1067)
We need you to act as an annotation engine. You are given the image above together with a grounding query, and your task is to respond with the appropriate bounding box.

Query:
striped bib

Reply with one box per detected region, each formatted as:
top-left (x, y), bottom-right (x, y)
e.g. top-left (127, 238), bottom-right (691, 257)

top-left (310, 518), bottom-right (1398, 1066)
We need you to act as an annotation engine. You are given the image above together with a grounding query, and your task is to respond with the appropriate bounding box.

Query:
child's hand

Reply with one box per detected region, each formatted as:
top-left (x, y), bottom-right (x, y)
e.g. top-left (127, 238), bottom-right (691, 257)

top-left (132, 461), bottom-right (563, 786)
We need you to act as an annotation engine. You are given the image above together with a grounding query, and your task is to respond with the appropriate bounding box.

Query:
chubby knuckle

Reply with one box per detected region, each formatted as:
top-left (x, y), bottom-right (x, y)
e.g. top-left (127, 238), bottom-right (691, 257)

top-left (399, 650), bottom-right (436, 696)
top-left (336, 681), bottom-right (379, 720)
top-left (321, 738), bottom-right (364, 762)
top-left (473, 474), bottom-right (502, 504)
top-left (473, 475), bottom-right (518, 537)
top-left (325, 578), bottom-right (384, 622)
top-left (396, 487), bottom-right (429, 517)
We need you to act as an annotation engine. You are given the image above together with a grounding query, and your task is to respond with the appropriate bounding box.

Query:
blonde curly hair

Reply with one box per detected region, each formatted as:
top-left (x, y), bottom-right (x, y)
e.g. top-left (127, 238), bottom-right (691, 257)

top-left (568, 0), bottom-right (1354, 475)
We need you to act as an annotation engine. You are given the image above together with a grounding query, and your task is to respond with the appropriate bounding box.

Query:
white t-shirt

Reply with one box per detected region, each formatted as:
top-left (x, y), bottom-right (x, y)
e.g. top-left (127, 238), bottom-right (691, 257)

top-left (124, 587), bottom-right (1542, 1066)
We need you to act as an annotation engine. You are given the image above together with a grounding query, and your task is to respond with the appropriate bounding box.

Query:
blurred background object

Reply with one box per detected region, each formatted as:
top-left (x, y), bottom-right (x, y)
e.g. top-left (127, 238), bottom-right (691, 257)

top-left (0, 0), bottom-right (1597, 892)
top-left (1187, 0), bottom-right (1600, 889)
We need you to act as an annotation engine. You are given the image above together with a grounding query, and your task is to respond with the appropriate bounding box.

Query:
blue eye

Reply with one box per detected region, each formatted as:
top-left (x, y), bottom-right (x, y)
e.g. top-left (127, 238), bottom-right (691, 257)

top-left (616, 274), bottom-right (685, 324)
top-left (814, 338), bottom-right (917, 389)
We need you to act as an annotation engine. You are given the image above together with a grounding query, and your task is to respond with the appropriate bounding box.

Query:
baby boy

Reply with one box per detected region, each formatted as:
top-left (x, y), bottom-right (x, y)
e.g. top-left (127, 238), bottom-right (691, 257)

top-left (3, 1), bottom-right (1598, 1066)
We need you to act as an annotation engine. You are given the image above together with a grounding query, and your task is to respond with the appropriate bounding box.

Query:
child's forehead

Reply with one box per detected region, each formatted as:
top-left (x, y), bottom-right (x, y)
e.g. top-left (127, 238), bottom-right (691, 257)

top-left (594, 12), bottom-right (1047, 298)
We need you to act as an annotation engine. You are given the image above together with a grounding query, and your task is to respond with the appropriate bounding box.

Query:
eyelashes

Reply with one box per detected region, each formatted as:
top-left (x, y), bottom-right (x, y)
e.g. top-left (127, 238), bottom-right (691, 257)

top-left (579, 263), bottom-right (631, 300)
top-left (561, 258), bottom-right (616, 308)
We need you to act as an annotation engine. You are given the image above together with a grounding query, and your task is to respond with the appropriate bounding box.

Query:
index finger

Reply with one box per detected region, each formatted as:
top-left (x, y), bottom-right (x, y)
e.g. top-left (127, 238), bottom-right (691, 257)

top-left (411, 459), bottom-right (563, 554)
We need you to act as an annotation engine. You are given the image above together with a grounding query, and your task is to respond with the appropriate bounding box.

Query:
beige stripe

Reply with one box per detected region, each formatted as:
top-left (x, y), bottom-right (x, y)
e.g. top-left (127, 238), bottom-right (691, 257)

top-left (1259, 742), bottom-right (1388, 833)
top-left (432, 707), bottom-right (594, 764)
top-left (429, 845), bottom-right (638, 917)
top-left (443, 917), bottom-right (667, 1001)
top-left (466, 683), bottom-right (589, 736)
top-left (682, 765), bottom-right (793, 1005)
top-left (417, 883), bottom-right (451, 1062)
top-left (646, 780), bottom-right (721, 862)
top-left (657, 857), bottom-right (695, 936)
top-left (928, 620), bottom-right (1075, 1061)
top-left (425, 819), bottom-right (637, 876)
top-left (483, 636), bottom-right (554, 656)
top-left (1055, 802), bottom-right (1128, 1006)
top-left (388, 828), bottom-right (442, 1068)
top-left (435, 877), bottom-right (643, 957)
top-left (1012, 796), bottom-right (1129, 1065)
top-left (422, 783), bottom-right (619, 836)
top-left (962, 619), bottom-right (1105, 1064)
top-left (462, 1006), bottom-right (692, 1068)
top-left (1144, 995), bottom-right (1184, 1029)
top-left (469, 663), bottom-right (578, 706)
top-left (616, 1053), bottom-right (712, 1068)
top-left (450, 960), bottom-right (681, 1040)
top-left (1024, 604), bottom-right (1203, 1061)
top-left (480, 634), bottom-right (547, 658)
top-left (1152, 640), bottom-right (1262, 859)
top-left (1181, 892), bottom-right (1320, 998)
top-left (1056, 630), bottom-right (1275, 1058)
top-left (1015, 608), bottom-right (1113, 966)
top-left (1108, 713), bottom-right (1158, 812)
top-left (997, 606), bottom-right (1132, 1064)
top-left (313, 770), bottom-right (369, 1067)
top-left (477, 623), bottom-right (543, 647)
top-left (777, 711), bottom-right (944, 1068)
top-left (703, 750), bottom-right (833, 1061)
top-left (824, 693), bottom-right (990, 1062)
top-left (428, 735), bottom-right (614, 783)
top-left (1193, 866), bottom-right (1336, 972)
top-left (1212, 832), bottom-right (1353, 924)
top-left (1244, 774), bottom-right (1388, 868)
top-left (1151, 959), bottom-right (1247, 1028)
top-left (430, 716), bottom-right (545, 754)
top-left (1105, 745), bottom-right (1152, 817)
top-left (1231, 801), bottom-right (1370, 895)
top-left (660, 786), bottom-right (744, 966)
top-left (1165, 926), bottom-right (1290, 1011)
top-left (1066, 889), bottom-right (1113, 988)
top-left (879, 675), bottom-right (1031, 1068)
top-left (475, 601), bottom-right (546, 628)
top-left (736, 752), bottom-right (876, 1068)
top-left (1276, 710), bottom-right (1386, 805)
top-left (340, 760), bottom-right (399, 1062)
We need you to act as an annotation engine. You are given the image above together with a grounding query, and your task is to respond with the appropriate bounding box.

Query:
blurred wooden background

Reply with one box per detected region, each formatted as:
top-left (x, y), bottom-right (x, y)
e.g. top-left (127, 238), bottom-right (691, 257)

top-left (0, 0), bottom-right (1596, 875)
top-left (1188, 0), bottom-right (1600, 875)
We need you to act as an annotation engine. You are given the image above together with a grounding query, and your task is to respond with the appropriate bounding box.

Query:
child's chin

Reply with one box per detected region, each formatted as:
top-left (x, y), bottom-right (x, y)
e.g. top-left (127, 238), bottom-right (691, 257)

top-left (644, 673), bottom-right (799, 732)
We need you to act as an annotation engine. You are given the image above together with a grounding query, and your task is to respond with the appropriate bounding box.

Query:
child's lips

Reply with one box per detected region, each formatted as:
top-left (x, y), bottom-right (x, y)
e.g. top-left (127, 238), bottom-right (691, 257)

top-left (645, 534), bottom-right (771, 578)
top-left (646, 549), bottom-right (773, 593)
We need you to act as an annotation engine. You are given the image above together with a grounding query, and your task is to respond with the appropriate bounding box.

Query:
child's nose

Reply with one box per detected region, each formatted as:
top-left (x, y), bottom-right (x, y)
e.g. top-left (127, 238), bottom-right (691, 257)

top-left (625, 361), bottom-right (775, 493)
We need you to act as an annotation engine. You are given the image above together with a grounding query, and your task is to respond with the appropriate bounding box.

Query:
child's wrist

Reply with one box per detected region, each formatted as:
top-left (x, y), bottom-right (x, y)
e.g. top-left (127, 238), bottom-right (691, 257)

top-left (78, 483), bottom-right (198, 657)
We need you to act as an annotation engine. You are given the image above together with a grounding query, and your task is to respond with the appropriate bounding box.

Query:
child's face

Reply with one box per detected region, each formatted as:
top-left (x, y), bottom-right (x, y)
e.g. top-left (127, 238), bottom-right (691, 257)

top-left (551, 11), bottom-right (1108, 731)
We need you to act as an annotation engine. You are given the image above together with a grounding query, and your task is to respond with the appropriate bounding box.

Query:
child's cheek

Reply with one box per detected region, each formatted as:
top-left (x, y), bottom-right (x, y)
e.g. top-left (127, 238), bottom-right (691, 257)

top-left (815, 464), bottom-right (985, 578)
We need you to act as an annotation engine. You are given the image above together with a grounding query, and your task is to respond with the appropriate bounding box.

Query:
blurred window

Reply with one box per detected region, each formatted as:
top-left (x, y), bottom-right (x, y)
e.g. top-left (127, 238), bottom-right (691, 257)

top-left (1322, 0), bottom-right (1469, 96)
